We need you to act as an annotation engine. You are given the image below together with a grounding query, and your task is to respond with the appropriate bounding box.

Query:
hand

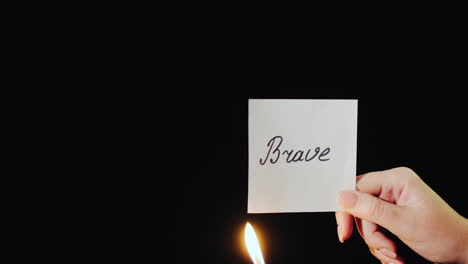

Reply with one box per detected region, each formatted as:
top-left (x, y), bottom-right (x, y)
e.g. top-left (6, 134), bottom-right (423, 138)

top-left (335, 167), bottom-right (468, 264)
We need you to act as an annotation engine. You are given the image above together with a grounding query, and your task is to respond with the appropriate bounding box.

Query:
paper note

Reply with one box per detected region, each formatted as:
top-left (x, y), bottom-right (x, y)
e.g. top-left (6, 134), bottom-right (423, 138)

top-left (248, 99), bottom-right (357, 213)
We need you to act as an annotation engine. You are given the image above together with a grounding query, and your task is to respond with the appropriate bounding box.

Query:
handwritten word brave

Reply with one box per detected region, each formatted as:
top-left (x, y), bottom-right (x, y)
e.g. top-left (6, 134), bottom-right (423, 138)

top-left (259, 136), bottom-right (331, 165)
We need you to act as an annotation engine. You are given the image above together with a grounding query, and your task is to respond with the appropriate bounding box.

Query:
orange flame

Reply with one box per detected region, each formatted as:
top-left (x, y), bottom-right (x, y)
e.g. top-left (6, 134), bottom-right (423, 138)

top-left (244, 222), bottom-right (265, 264)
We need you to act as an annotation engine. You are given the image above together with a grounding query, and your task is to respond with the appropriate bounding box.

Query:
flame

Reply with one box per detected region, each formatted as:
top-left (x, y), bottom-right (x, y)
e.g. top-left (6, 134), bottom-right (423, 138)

top-left (245, 222), bottom-right (265, 264)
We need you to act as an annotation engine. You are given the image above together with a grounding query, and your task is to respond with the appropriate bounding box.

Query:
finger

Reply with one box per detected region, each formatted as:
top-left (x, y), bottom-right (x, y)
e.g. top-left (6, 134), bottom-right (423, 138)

top-left (357, 168), bottom-right (412, 203)
top-left (335, 211), bottom-right (353, 242)
top-left (337, 190), bottom-right (404, 233)
top-left (355, 218), bottom-right (400, 262)
top-left (356, 219), bottom-right (397, 253)
top-left (370, 247), bottom-right (393, 264)
top-left (370, 247), bottom-right (406, 264)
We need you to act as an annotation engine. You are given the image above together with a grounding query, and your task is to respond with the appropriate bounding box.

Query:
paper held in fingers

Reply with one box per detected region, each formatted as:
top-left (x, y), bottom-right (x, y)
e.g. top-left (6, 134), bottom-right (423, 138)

top-left (248, 99), bottom-right (357, 213)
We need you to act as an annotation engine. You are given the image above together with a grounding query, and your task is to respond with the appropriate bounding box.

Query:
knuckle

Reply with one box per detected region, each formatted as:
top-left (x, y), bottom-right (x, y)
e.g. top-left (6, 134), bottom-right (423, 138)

top-left (393, 166), bottom-right (421, 181)
top-left (394, 166), bottom-right (415, 177)
top-left (394, 166), bottom-right (412, 175)
top-left (368, 198), bottom-right (386, 223)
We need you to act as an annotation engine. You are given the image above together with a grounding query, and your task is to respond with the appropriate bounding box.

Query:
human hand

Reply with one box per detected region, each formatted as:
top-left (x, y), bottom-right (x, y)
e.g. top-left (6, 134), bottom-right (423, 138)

top-left (335, 167), bottom-right (468, 264)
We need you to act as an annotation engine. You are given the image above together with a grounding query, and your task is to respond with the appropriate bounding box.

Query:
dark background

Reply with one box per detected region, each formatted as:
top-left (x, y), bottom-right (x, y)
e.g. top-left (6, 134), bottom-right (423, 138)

top-left (171, 8), bottom-right (468, 264)
top-left (169, 8), bottom-right (468, 264)
top-left (1, 7), bottom-right (466, 264)
top-left (5, 7), bottom-right (462, 264)
top-left (178, 94), bottom-right (468, 264)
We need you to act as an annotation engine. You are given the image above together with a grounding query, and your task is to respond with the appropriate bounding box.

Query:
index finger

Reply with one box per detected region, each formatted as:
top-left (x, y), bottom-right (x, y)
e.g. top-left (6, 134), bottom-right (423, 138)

top-left (356, 167), bottom-right (413, 202)
top-left (335, 211), bottom-right (354, 243)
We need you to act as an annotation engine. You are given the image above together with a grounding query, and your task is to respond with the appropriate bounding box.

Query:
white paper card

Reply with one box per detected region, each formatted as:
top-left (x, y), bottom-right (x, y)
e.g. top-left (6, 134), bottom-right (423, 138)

top-left (248, 99), bottom-right (357, 213)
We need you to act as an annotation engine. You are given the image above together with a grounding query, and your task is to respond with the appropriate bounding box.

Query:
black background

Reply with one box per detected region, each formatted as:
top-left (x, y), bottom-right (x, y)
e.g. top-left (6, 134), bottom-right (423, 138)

top-left (2, 7), bottom-right (467, 264)
top-left (169, 8), bottom-right (468, 264)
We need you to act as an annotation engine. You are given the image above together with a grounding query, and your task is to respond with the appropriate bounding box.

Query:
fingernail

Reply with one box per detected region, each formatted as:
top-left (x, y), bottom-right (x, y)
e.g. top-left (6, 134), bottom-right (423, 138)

top-left (379, 248), bottom-right (397, 259)
top-left (337, 226), bottom-right (343, 243)
top-left (338, 191), bottom-right (358, 209)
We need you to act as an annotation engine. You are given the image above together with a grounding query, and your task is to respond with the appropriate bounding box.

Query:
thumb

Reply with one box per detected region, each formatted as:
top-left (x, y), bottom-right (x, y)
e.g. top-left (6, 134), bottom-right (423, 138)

top-left (337, 190), bottom-right (403, 232)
